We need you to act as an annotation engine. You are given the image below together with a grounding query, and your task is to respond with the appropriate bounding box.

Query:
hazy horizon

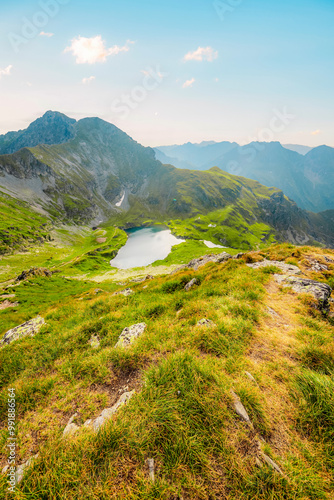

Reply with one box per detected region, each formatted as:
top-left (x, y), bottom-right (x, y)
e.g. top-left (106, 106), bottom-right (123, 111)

top-left (0, 0), bottom-right (333, 147)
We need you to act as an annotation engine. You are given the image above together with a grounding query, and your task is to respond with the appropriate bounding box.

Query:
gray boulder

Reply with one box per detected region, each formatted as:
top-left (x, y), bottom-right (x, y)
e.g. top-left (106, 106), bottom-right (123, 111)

top-left (185, 278), bottom-right (199, 291)
top-left (0, 316), bottom-right (45, 347)
top-left (275, 276), bottom-right (332, 312)
top-left (115, 323), bottom-right (147, 348)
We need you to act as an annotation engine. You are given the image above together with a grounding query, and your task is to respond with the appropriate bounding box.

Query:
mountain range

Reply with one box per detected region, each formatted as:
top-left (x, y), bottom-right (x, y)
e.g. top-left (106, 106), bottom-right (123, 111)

top-left (155, 141), bottom-right (334, 212)
top-left (1, 111), bottom-right (334, 252)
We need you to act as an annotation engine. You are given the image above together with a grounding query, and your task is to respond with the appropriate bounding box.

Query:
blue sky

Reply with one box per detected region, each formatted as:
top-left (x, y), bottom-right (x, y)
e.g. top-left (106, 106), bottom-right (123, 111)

top-left (0, 0), bottom-right (333, 146)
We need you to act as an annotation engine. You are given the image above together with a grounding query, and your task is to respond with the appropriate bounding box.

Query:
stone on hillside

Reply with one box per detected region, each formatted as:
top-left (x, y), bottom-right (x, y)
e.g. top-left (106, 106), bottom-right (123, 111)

top-left (0, 316), bottom-right (45, 347)
top-left (94, 288), bottom-right (103, 295)
top-left (262, 454), bottom-right (283, 475)
top-left (91, 391), bottom-right (135, 432)
top-left (147, 458), bottom-right (155, 482)
top-left (89, 335), bottom-right (100, 349)
top-left (130, 275), bottom-right (154, 283)
top-left (197, 318), bottom-right (216, 327)
top-left (245, 372), bottom-right (258, 385)
top-left (16, 268), bottom-right (53, 282)
top-left (63, 414), bottom-right (80, 438)
top-left (185, 278), bottom-right (199, 291)
top-left (275, 276), bottom-right (332, 312)
top-left (115, 323), bottom-right (147, 348)
top-left (16, 454), bottom-right (39, 484)
top-left (114, 288), bottom-right (134, 297)
top-left (230, 391), bottom-right (251, 424)
top-left (233, 253), bottom-right (245, 260)
top-left (307, 259), bottom-right (329, 272)
top-left (174, 252), bottom-right (233, 273)
top-left (247, 260), bottom-right (301, 275)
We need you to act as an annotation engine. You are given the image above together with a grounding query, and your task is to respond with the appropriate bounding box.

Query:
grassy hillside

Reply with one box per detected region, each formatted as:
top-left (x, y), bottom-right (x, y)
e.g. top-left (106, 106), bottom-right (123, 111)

top-left (0, 244), bottom-right (333, 498)
top-left (0, 192), bottom-right (50, 255)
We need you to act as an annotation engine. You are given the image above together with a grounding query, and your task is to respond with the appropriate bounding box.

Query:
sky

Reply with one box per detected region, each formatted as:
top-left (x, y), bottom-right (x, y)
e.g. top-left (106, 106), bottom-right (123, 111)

top-left (0, 0), bottom-right (333, 147)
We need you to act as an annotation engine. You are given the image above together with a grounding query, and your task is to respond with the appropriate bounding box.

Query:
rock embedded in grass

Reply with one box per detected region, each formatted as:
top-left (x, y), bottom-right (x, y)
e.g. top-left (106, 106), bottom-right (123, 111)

top-left (196, 318), bottom-right (216, 327)
top-left (16, 454), bottom-right (39, 484)
top-left (63, 414), bottom-right (80, 438)
top-left (174, 252), bottom-right (233, 273)
top-left (113, 288), bottom-right (134, 297)
top-left (0, 316), bottom-right (45, 346)
top-left (275, 276), bottom-right (332, 312)
top-left (247, 260), bottom-right (301, 275)
top-left (230, 390), bottom-right (251, 424)
top-left (91, 391), bottom-right (135, 431)
top-left (185, 278), bottom-right (199, 291)
top-left (115, 323), bottom-right (147, 348)
top-left (89, 335), bottom-right (101, 349)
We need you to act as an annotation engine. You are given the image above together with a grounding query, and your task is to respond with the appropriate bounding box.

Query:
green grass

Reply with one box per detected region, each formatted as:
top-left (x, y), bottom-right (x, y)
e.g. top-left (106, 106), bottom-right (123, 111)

top-left (0, 245), bottom-right (333, 498)
top-left (0, 191), bottom-right (50, 255)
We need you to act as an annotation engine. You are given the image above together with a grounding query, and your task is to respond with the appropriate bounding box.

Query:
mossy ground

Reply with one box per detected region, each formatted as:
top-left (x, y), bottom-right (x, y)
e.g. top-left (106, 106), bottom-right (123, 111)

top-left (0, 244), bottom-right (333, 499)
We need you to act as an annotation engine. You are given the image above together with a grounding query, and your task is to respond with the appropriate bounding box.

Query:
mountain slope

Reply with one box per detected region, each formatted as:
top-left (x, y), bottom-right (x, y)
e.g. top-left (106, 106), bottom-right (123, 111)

top-left (0, 111), bottom-right (76, 155)
top-left (155, 141), bottom-right (238, 170)
top-left (1, 113), bottom-right (334, 250)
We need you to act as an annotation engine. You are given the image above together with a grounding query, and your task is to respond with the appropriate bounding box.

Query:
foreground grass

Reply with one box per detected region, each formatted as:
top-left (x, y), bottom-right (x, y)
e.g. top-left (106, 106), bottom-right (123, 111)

top-left (0, 244), bottom-right (333, 498)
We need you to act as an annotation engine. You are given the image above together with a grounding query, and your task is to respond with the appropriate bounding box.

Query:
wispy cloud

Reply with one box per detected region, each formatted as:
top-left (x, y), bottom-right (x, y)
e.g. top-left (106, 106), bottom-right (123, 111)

top-left (0, 65), bottom-right (13, 79)
top-left (65, 36), bottom-right (134, 64)
top-left (184, 46), bottom-right (218, 62)
top-left (39, 31), bottom-right (54, 37)
top-left (183, 78), bottom-right (195, 88)
top-left (82, 76), bottom-right (96, 85)
top-left (311, 129), bottom-right (321, 136)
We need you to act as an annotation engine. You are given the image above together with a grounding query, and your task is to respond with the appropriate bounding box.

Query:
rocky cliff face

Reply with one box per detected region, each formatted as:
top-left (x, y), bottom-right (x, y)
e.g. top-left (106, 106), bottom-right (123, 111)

top-left (0, 111), bottom-right (76, 155)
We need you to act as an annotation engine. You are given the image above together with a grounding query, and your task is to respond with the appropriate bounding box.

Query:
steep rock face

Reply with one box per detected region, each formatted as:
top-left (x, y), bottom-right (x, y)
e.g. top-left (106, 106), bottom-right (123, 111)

top-left (0, 111), bottom-right (76, 155)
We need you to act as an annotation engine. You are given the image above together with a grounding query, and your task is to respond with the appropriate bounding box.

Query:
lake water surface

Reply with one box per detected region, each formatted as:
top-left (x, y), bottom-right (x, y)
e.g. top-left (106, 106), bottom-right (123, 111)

top-left (110, 227), bottom-right (185, 269)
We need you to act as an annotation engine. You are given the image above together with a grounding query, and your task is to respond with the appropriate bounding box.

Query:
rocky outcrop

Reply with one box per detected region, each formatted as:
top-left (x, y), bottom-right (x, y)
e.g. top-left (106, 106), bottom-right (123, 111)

top-left (115, 323), bottom-right (147, 348)
top-left (174, 252), bottom-right (233, 273)
top-left (230, 391), bottom-right (251, 424)
top-left (16, 267), bottom-right (53, 282)
top-left (246, 260), bottom-right (301, 275)
top-left (275, 276), bottom-right (332, 312)
top-left (0, 316), bottom-right (45, 346)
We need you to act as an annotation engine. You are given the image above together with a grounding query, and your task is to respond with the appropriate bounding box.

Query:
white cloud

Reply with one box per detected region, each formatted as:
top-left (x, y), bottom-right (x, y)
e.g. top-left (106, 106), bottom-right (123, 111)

top-left (184, 46), bottom-right (218, 62)
top-left (0, 65), bottom-right (13, 79)
top-left (311, 129), bottom-right (321, 136)
top-left (39, 31), bottom-right (54, 37)
top-left (82, 76), bottom-right (96, 85)
top-left (183, 78), bottom-right (195, 88)
top-left (65, 36), bottom-right (134, 64)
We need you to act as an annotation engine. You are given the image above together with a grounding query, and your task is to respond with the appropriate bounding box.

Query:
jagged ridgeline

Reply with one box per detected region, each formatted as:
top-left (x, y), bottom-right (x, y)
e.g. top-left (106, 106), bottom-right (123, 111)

top-left (1, 111), bottom-right (334, 253)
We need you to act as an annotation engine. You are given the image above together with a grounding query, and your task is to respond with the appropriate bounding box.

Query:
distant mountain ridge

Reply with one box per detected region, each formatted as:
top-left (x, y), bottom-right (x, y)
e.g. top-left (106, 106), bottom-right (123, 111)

top-left (155, 140), bottom-right (334, 212)
top-left (1, 111), bottom-right (334, 250)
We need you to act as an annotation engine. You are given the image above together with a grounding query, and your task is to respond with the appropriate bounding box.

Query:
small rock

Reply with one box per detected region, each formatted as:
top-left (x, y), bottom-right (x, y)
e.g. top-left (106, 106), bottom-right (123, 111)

top-left (16, 454), bottom-right (39, 484)
top-left (114, 288), bottom-right (134, 297)
top-left (92, 391), bottom-right (135, 432)
top-left (89, 335), bottom-right (100, 349)
top-left (196, 318), bottom-right (216, 327)
top-left (266, 306), bottom-right (279, 317)
top-left (0, 316), bottom-right (45, 347)
top-left (233, 253), bottom-right (245, 260)
top-left (115, 323), bottom-right (147, 348)
top-left (245, 372), bottom-right (258, 385)
top-left (185, 278), bottom-right (199, 291)
top-left (147, 458), bottom-right (155, 482)
top-left (230, 391), bottom-right (251, 424)
top-left (262, 454), bottom-right (283, 475)
top-left (94, 289), bottom-right (103, 295)
top-left (83, 419), bottom-right (92, 427)
top-left (63, 414), bottom-right (80, 438)
top-left (2, 464), bottom-right (9, 474)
